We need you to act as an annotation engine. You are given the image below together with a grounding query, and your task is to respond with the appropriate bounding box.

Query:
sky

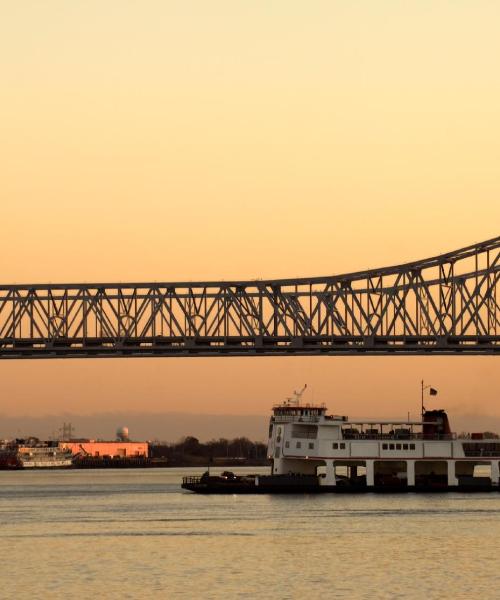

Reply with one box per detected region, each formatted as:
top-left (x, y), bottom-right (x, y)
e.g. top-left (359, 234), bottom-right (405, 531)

top-left (1, 2), bottom-right (499, 435)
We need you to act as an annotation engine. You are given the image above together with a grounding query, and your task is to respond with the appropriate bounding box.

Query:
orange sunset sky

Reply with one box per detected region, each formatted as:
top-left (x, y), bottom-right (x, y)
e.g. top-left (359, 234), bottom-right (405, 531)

top-left (1, 2), bottom-right (499, 427)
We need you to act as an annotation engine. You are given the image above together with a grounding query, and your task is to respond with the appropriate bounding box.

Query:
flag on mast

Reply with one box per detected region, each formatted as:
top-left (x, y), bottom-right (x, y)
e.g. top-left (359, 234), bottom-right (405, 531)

top-left (429, 387), bottom-right (438, 396)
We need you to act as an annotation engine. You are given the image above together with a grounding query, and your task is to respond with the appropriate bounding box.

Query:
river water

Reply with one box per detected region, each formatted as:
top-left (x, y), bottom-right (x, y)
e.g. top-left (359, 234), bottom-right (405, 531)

top-left (1, 467), bottom-right (499, 599)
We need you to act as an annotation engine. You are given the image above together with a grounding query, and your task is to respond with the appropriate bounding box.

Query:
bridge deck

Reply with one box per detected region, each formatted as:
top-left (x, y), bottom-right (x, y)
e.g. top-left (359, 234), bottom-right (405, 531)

top-left (0, 236), bottom-right (498, 358)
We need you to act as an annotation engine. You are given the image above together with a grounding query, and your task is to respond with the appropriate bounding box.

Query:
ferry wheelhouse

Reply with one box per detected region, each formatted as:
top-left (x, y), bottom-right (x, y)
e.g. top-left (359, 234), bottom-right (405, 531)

top-left (268, 403), bottom-right (500, 491)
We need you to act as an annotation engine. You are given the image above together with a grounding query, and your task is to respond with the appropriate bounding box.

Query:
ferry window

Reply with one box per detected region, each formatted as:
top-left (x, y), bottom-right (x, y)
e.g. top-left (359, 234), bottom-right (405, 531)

top-left (332, 443), bottom-right (338, 449)
top-left (382, 443), bottom-right (388, 450)
top-left (285, 441), bottom-right (290, 448)
top-left (403, 444), bottom-right (408, 450)
top-left (308, 442), bottom-right (314, 450)
top-left (389, 444), bottom-right (395, 450)
top-left (396, 444), bottom-right (402, 450)
top-left (410, 443), bottom-right (415, 450)
top-left (340, 443), bottom-right (346, 450)
top-left (296, 442), bottom-right (301, 449)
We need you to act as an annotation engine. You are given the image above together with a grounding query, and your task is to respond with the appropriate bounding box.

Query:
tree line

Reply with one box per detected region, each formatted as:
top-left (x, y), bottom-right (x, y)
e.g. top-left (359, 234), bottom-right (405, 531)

top-left (150, 436), bottom-right (268, 465)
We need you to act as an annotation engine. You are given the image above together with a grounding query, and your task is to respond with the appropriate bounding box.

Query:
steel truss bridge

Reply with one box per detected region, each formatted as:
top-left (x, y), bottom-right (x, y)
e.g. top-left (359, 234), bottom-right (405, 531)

top-left (0, 237), bottom-right (499, 359)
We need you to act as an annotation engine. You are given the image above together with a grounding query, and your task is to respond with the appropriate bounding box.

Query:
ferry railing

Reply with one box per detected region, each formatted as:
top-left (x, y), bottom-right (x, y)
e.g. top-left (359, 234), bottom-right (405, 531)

top-left (340, 432), bottom-right (457, 441)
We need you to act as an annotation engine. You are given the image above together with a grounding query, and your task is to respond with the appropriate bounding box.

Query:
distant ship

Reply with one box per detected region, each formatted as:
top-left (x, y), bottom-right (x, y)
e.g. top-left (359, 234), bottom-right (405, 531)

top-left (183, 392), bottom-right (500, 494)
top-left (0, 439), bottom-right (72, 469)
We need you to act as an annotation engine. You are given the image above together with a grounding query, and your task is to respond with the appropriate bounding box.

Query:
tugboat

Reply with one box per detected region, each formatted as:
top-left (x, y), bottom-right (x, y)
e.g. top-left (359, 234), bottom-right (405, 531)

top-left (182, 386), bottom-right (500, 494)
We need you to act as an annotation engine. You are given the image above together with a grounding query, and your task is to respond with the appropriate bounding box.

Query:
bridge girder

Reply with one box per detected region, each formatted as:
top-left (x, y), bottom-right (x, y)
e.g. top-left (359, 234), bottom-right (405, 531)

top-left (0, 236), bottom-right (499, 358)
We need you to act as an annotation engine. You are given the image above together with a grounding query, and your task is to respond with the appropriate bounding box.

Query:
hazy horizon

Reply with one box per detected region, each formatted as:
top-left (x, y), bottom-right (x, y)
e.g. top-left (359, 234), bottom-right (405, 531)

top-left (2, 407), bottom-right (500, 444)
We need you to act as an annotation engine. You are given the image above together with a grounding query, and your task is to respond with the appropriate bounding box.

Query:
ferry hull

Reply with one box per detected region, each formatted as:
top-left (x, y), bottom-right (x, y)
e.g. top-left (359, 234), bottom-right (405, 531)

top-left (182, 482), bottom-right (500, 494)
top-left (182, 474), bottom-right (500, 494)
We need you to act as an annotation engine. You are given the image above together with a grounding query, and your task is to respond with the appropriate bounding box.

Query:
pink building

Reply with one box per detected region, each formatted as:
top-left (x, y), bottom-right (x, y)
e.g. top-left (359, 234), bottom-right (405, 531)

top-left (59, 440), bottom-right (148, 458)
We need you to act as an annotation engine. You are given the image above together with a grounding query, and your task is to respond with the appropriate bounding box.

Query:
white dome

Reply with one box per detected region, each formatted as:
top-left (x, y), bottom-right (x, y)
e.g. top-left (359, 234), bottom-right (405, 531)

top-left (116, 426), bottom-right (129, 440)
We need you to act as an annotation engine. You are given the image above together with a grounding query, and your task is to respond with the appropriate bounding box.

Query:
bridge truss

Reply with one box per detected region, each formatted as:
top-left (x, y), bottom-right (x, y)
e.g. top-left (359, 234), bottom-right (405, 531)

top-left (0, 237), bottom-right (498, 358)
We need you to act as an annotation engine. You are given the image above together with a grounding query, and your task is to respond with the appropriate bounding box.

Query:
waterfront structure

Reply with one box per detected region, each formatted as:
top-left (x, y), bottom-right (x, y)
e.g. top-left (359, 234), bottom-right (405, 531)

top-left (0, 236), bottom-right (497, 358)
top-left (59, 440), bottom-right (148, 458)
top-left (0, 439), bottom-right (149, 469)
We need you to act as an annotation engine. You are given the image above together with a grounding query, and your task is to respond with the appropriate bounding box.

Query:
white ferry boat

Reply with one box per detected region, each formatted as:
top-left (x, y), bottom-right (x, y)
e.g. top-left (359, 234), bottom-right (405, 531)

top-left (183, 393), bottom-right (500, 493)
top-left (265, 402), bottom-right (500, 492)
